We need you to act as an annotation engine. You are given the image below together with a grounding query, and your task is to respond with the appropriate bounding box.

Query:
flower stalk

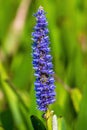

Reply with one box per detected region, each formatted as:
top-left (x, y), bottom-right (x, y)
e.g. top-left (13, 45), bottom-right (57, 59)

top-left (45, 109), bottom-right (53, 130)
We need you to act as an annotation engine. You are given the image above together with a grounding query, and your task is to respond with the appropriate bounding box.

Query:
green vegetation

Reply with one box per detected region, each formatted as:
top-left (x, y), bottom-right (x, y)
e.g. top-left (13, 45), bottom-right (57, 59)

top-left (0, 0), bottom-right (87, 129)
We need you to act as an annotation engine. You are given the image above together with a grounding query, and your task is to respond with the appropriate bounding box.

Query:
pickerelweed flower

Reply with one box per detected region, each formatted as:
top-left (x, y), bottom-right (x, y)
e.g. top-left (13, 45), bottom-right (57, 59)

top-left (32, 6), bottom-right (56, 111)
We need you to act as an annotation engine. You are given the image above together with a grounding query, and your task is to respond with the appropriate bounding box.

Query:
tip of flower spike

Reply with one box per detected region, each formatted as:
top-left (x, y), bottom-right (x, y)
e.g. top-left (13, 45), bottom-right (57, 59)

top-left (33, 6), bottom-right (44, 17)
top-left (39, 6), bottom-right (44, 10)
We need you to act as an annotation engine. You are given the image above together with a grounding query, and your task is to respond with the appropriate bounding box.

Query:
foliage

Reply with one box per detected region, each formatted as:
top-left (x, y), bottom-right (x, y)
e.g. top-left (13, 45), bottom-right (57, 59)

top-left (0, 0), bottom-right (87, 130)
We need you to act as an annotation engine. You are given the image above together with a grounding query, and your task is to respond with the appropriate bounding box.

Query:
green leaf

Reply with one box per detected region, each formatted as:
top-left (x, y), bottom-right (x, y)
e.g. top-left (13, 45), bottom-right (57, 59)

top-left (75, 85), bottom-right (87, 130)
top-left (0, 63), bottom-right (29, 130)
top-left (30, 115), bottom-right (46, 130)
top-left (0, 127), bottom-right (4, 130)
top-left (70, 88), bottom-right (82, 112)
top-left (0, 109), bottom-right (14, 130)
top-left (58, 117), bottom-right (66, 130)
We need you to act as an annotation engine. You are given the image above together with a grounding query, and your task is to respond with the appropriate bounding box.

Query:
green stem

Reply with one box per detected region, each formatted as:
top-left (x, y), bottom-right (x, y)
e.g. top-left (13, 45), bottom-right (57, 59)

top-left (45, 109), bottom-right (53, 130)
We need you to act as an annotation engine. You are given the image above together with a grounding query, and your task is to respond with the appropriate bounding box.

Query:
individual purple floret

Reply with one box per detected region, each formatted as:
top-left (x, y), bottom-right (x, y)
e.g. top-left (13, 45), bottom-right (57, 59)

top-left (32, 6), bottom-right (56, 111)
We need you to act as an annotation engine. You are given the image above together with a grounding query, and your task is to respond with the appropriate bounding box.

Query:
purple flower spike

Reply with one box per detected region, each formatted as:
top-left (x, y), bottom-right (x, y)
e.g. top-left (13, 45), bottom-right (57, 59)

top-left (32, 6), bottom-right (56, 111)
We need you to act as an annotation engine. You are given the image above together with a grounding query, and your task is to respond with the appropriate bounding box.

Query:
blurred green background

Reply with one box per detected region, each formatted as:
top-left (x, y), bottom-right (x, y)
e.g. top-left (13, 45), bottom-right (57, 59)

top-left (0, 0), bottom-right (87, 130)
